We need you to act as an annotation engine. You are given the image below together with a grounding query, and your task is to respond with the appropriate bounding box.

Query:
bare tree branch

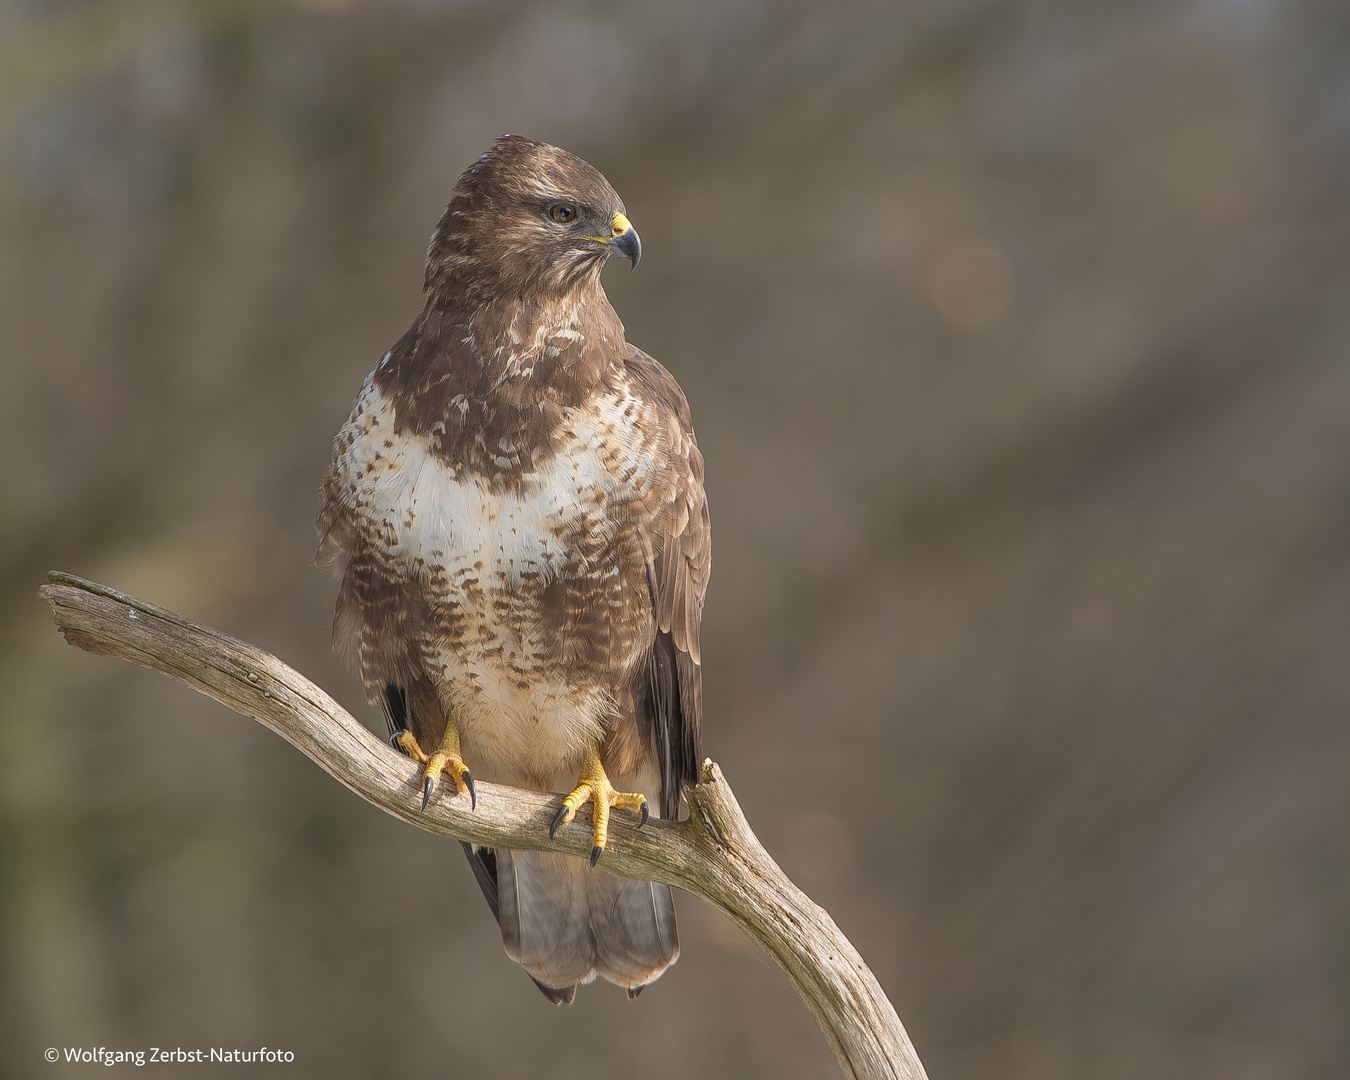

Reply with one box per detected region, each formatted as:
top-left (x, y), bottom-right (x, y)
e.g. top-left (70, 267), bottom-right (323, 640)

top-left (39, 571), bottom-right (928, 1080)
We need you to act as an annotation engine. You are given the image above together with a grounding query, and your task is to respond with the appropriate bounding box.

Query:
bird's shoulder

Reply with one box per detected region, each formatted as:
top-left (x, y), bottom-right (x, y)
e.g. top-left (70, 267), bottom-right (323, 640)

top-left (613, 344), bottom-right (695, 437)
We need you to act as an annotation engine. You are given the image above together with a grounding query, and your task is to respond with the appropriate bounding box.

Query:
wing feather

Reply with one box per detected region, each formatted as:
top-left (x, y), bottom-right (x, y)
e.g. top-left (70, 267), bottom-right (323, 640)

top-left (623, 346), bottom-right (710, 816)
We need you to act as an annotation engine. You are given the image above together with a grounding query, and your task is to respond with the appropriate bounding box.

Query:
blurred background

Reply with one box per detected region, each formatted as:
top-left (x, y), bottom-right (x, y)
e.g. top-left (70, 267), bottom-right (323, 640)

top-left (3, 0), bottom-right (1349, 1076)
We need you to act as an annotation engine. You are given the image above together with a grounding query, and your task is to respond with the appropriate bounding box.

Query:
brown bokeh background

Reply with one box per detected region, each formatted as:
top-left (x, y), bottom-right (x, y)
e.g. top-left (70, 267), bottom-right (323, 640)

top-left (4, 1), bottom-right (1350, 1077)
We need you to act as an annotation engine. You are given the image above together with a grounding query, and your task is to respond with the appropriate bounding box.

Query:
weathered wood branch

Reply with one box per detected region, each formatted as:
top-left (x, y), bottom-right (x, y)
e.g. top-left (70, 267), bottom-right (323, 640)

top-left (40, 571), bottom-right (927, 1080)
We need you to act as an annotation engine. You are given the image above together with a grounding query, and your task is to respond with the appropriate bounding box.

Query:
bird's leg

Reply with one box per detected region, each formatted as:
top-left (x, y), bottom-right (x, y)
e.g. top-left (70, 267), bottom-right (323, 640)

top-left (389, 716), bottom-right (475, 811)
top-left (549, 739), bottom-right (649, 868)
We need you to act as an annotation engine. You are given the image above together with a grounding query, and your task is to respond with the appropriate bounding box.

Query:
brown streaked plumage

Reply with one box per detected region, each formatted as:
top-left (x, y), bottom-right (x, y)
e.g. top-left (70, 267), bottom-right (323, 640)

top-left (317, 136), bottom-right (708, 1003)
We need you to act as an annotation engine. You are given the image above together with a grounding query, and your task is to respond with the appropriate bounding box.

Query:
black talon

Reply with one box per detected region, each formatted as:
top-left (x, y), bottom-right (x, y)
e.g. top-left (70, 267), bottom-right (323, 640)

top-left (639, 801), bottom-right (649, 827)
top-left (461, 770), bottom-right (476, 811)
top-left (389, 729), bottom-right (409, 752)
top-left (421, 775), bottom-right (435, 811)
top-left (590, 845), bottom-right (602, 868)
top-left (549, 804), bottom-right (569, 840)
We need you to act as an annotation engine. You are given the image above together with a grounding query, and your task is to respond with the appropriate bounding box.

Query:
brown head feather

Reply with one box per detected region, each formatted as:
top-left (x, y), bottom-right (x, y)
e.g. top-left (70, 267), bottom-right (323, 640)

top-left (424, 135), bottom-right (628, 306)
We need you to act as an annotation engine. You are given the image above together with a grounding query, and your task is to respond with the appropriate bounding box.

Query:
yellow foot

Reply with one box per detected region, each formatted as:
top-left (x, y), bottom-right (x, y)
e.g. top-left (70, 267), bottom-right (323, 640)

top-left (549, 740), bottom-right (649, 867)
top-left (389, 719), bottom-right (475, 811)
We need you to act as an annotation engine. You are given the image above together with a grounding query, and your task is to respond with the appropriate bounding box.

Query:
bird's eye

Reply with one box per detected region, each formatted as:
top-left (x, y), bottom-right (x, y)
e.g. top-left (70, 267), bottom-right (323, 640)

top-left (549, 204), bottom-right (577, 224)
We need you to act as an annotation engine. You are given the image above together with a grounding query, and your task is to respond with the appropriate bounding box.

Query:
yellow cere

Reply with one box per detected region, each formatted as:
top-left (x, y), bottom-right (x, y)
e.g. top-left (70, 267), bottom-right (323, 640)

top-left (611, 212), bottom-right (632, 237)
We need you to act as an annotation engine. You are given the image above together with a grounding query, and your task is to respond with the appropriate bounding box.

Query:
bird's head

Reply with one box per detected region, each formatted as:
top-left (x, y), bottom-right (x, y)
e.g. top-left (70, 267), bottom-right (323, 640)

top-left (425, 135), bottom-right (641, 304)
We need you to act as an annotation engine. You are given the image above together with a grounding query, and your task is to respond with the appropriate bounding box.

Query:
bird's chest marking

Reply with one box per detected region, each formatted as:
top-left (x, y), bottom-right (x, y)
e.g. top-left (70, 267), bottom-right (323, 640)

top-left (334, 375), bottom-right (651, 702)
top-left (339, 380), bottom-right (646, 584)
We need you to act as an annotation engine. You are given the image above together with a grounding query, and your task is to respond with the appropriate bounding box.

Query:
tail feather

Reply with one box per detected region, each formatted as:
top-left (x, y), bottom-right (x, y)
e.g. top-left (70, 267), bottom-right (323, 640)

top-left (459, 843), bottom-right (579, 1005)
top-left (496, 849), bottom-right (679, 994)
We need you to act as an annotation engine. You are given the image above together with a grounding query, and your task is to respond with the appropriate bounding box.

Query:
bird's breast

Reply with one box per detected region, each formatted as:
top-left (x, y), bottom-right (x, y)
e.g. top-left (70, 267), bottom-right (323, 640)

top-left (331, 372), bottom-right (657, 782)
top-left (337, 374), bottom-right (651, 581)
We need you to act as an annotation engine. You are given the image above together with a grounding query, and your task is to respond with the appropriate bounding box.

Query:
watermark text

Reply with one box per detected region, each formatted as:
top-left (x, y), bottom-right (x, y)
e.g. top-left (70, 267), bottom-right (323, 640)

top-left (48, 1047), bottom-right (295, 1067)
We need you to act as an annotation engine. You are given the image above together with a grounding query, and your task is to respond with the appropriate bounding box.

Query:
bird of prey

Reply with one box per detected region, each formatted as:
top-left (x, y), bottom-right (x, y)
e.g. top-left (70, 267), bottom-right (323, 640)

top-left (317, 136), bottom-right (709, 1003)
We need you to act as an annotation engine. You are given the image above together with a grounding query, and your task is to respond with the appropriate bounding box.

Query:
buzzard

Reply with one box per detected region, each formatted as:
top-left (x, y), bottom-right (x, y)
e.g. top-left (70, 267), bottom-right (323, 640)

top-left (317, 136), bottom-right (709, 1003)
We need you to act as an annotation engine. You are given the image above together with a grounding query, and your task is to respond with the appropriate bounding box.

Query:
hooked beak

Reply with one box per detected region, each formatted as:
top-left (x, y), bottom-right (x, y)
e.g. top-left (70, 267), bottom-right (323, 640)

top-left (607, 212), bottom-right (642, 270)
